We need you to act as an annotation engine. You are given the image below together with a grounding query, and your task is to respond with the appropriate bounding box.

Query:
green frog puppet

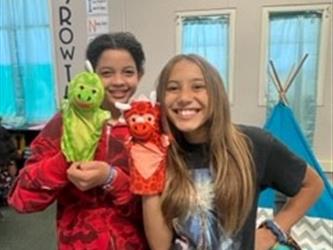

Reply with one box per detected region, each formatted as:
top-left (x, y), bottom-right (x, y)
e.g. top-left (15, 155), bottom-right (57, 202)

top-left (61, 61), bottom-right (110, 162)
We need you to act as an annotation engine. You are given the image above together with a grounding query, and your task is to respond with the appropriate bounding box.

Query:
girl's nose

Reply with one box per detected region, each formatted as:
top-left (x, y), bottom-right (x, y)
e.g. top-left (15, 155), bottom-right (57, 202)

top-left (177, 88), bottom-right (193, 105)
top-left (179, 87), bottom-right (193, 100)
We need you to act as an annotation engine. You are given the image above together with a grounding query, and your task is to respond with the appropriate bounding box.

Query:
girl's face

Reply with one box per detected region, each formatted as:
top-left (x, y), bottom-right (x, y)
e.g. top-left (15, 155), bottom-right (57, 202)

top-left (164, 60), bottom-right (209, 143)
top-left (95, 49), bottom-right (141, 111)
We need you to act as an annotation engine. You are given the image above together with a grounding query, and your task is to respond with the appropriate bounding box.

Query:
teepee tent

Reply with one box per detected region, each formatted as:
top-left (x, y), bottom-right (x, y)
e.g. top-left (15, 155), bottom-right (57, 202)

top-left (257, 56), bottom-right (333, 249)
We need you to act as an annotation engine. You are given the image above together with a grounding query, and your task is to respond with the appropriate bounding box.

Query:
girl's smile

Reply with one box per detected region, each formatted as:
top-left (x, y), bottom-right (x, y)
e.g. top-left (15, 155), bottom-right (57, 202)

top-left (171, 108), bottom-right (202, 120)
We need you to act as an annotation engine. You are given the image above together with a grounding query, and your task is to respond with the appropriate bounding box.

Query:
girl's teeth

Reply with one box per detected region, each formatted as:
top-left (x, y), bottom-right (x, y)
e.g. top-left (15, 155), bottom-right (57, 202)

top-left (179, 110), bottom-right (196, 116)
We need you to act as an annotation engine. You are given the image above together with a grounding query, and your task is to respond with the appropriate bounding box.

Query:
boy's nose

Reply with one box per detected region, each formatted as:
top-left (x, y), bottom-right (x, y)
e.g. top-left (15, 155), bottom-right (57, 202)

top-left (111, 74), bottom-right (125, 85)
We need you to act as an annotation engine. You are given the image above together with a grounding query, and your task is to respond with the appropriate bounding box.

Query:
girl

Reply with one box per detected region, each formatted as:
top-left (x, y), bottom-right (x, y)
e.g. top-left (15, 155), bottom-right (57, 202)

top-left (8, 32), bottom-right (149, 250)
top-left (142, 54), bottom-right (323, 250)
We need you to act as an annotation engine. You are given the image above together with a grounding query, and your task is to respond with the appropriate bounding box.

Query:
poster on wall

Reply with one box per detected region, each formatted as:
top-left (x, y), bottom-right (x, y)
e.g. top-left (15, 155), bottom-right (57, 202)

top-left (86, 0), bottom-right (109, 42)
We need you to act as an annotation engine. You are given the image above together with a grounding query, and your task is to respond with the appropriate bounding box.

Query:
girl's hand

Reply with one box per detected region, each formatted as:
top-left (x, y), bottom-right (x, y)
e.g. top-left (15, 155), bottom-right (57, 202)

top-left (67, 161), bottom-right (110, 191)
top-left (255, 227), bottom-right (277, 250)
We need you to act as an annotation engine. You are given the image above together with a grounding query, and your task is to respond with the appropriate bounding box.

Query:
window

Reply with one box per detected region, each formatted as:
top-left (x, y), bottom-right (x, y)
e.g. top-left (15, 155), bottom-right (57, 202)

top-left (0, 0), bottom-right (57, 128)
top-left (259, 4), bottom-right (331, 144)
top-left (176, 9), bottom-right (235, 102)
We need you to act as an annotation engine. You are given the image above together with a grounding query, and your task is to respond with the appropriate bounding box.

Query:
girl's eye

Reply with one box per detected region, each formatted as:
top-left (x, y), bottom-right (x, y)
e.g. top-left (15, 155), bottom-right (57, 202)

top-left (131, 117), bottom-right (136, 122)
top-left (166, 84), bottom-right (179, 92)
top-left (193, 83), bottom-right (206, 90)
top-left (92, 89), bottom-right (97, 94)
top-left (79, 85), bottom-right (84, 90)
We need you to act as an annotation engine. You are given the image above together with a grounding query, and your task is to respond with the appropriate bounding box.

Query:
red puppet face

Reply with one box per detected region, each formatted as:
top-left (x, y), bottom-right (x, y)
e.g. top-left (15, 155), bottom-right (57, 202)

top-left (124, 101), bottom-right (161, 141)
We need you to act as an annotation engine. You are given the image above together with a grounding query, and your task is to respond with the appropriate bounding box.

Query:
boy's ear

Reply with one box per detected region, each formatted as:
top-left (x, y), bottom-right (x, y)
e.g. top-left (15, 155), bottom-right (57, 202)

top-left (138, 71), bottom-right (144, 80)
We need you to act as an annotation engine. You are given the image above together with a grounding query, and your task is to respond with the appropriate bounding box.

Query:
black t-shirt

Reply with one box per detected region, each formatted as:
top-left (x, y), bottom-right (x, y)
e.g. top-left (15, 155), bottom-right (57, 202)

top-left (237, 125), bottom-right (306, 249)
top-left (176, 125), bottom-right (307, 250)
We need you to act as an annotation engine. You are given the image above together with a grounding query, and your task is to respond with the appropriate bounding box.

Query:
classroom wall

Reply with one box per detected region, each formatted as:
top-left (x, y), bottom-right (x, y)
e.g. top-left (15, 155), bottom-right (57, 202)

top-left (50, 0), bottom-right (332, 172)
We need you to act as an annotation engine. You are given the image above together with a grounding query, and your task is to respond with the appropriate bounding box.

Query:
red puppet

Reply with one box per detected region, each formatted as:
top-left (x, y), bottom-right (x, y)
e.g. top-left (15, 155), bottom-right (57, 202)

top-left (116, 93), bottom-right (170, 195)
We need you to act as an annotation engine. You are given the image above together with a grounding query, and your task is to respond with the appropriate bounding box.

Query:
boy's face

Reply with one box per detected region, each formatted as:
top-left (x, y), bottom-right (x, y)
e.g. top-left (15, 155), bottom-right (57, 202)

top-left (95, 49), bottom-right (141, 111)
top-left (164, 59), bottom-right (209, 143)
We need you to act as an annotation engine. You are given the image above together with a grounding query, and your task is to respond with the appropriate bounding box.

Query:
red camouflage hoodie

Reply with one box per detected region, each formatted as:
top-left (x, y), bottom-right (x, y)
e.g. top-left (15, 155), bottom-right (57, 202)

top-left (8, 113), bottom-right (149, 250)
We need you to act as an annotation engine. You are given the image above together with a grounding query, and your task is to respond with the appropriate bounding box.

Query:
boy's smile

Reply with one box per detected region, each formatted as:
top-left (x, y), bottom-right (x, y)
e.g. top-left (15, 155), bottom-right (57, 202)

top-left (96, 49), bottom-right (141, 107)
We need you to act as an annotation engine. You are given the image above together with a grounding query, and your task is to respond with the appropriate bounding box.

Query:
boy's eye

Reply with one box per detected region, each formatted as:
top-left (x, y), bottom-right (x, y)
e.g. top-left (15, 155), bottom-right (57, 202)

top-left (124, 70), bottom-right (135, 76)
top-left (99, 71), bottom-right (113, 77)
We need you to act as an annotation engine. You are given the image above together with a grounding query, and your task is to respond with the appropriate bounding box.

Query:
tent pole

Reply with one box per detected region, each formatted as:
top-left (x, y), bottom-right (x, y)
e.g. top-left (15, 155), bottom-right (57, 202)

top-left (269, 60), bottom-right (288, 104)
top-left (284, 54), bottom-right (309, 93)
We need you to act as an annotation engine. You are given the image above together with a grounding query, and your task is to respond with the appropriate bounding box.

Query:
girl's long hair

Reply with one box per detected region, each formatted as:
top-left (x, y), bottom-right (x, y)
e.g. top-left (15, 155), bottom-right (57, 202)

top-left (156, 54), bottom-right (255, 236)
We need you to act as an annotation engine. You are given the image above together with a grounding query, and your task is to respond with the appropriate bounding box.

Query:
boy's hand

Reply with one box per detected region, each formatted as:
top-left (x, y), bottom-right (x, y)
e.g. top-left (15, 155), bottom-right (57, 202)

top-left (67, 161), bottom-right (110, 191)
